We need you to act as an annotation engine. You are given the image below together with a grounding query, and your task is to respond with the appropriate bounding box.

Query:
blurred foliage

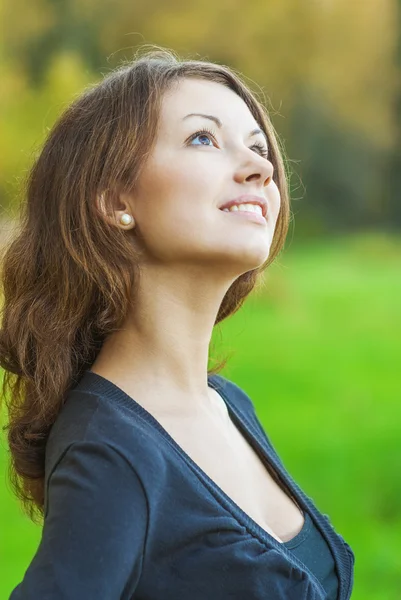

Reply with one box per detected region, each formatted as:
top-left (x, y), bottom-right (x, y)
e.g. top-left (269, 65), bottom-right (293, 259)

top-left (0, 0), bottom-right (400, 236)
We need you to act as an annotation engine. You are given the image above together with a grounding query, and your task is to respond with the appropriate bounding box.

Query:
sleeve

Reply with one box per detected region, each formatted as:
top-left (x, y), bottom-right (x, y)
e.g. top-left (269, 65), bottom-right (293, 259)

top-left (9, 441), bottom-right (149, 600)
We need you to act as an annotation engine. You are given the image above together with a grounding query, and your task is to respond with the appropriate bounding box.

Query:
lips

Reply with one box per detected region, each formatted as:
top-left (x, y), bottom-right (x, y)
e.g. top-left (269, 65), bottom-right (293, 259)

top-left (218, 194), bottom-right (268, 218)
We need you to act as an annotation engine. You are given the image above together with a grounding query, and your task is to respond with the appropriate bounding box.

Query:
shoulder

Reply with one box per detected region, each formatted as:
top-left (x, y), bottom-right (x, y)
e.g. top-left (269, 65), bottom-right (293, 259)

top-left (45, 384), bottom-right (161, 491)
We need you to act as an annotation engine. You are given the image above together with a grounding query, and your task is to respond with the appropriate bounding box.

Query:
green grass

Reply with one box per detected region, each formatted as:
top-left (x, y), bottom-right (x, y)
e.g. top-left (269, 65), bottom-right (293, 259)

top-left (1, 230), bottom-right (400, 599)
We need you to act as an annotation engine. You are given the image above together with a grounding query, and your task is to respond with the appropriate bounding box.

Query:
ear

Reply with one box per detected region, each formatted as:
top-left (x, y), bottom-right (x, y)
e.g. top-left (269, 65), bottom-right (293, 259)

top-left (95, 189), bottom-right (135, 228)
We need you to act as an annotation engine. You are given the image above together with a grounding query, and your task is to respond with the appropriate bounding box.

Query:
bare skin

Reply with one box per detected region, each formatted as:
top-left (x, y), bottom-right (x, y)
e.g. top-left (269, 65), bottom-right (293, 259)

top-left (91, 77), bottom-right (303, 543)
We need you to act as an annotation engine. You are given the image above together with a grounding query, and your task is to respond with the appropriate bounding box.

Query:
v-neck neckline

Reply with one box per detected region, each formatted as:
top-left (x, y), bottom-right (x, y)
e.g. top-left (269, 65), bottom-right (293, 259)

top-left (80, 369), bottom-right (347, 599)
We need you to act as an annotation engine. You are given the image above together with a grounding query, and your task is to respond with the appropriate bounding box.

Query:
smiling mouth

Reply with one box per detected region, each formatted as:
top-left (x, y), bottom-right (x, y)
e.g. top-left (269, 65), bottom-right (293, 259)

top-left (219, 208), bottom-right (267, 224)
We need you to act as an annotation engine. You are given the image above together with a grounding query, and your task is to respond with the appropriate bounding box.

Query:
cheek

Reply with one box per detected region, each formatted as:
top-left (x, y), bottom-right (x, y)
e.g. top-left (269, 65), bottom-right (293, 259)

top-left (267, 183), bottom-right (281, 225)
top-left (133, 164), bottom-right (220, 260)
top-left (142, 151), bottom-right (222, 221)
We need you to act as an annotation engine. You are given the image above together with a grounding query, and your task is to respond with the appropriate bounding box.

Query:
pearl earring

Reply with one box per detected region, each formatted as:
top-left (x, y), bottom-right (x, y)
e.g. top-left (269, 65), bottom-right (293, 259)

top-left (120, 213), bottom-right (133, 226)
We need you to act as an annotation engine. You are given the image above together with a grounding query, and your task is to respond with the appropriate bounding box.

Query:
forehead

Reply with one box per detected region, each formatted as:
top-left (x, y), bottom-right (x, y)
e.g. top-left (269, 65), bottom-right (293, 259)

top-left (159, 78), bottom-right (260, 132)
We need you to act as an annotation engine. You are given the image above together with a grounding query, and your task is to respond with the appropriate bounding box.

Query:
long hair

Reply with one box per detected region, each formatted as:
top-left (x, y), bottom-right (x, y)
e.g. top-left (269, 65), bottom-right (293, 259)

top-left (0, 46), bottom-right (292, 525)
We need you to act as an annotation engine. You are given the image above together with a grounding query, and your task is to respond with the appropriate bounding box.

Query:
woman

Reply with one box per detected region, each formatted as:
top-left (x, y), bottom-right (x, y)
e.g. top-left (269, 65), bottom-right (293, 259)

top-left (1, 47), bottom-right (354, 599)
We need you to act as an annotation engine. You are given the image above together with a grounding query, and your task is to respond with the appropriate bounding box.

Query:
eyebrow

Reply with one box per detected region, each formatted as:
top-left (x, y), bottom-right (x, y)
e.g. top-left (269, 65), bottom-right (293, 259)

top-left (182, 113), bottom-right (268, 144)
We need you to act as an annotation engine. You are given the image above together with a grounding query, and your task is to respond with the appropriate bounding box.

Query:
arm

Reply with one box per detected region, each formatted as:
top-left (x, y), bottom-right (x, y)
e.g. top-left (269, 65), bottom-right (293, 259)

top-left (9, 441), bottom-right (148, 599)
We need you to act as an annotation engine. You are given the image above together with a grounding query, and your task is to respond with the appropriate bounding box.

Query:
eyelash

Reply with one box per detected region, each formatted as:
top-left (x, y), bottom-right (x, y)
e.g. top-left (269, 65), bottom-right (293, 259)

top-left (187, 127), bottom-right (269, 159)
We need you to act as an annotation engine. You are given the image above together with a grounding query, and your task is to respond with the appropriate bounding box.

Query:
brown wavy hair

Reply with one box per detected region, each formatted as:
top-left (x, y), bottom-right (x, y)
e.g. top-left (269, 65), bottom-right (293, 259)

top-left (0, 45), bottom-right (292, 525)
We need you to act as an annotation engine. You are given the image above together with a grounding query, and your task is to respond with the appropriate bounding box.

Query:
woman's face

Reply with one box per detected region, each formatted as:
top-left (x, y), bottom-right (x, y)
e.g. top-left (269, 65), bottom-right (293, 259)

top-left (126, 77), bottom-right (281, 276)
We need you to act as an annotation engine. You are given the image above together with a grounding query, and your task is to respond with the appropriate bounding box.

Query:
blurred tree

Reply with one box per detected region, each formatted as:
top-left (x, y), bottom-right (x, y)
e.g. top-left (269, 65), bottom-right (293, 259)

top-left (2, 0), bottom-right (104, 86)
top-left (0, 51), bottom-right (91, 213)
top-left (0, 0), bottom-right (399, 234)
top-left (382, 0), bottom-right (401, 228)
top-left (296, 0), bottom-right (399, 232)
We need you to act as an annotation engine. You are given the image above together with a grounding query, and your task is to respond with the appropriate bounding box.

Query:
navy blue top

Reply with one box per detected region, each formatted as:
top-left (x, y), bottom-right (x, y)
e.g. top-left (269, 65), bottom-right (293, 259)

top-left (283, 510), bottom-right (340, 598)
top-left (10, 371), bottom-right (355, 599)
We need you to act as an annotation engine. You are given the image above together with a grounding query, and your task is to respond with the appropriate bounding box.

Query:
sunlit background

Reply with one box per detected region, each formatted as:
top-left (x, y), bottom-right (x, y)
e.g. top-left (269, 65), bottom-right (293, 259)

top-left (1, 0), bottom-right (400, 598)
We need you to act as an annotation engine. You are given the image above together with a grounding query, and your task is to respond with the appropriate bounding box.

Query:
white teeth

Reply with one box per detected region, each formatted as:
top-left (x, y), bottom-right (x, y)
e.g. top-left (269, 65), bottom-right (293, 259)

top-left (224, 203), bottom-right (263, 215)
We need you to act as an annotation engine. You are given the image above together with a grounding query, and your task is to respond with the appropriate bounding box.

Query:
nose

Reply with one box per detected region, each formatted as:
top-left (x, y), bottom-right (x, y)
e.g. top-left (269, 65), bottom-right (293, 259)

top-left (235, 152), bottom-right (273, 187)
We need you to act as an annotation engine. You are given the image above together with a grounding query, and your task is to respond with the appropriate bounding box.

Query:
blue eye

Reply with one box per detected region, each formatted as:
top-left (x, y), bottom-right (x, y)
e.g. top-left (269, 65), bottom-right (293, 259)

top-left (187, 128), bottom-right (269, 158)
top-left (188, 128), bottom-right (216, 147)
